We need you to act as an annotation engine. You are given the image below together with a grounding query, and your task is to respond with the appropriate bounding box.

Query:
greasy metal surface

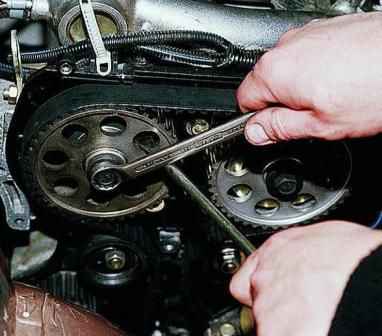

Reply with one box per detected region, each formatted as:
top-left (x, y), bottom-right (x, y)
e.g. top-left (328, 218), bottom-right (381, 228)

top-left (131, 0), bottom-right (321, 49)
top-left (210, 141), bottom-right (352, 228)
top-left (40, 0), bottom-right (321, 49)
top-left (0, 79), bottom-right (30, 231)
top-left (11, 282), bottom-right (126, 335)
top-left (166, 164), bottom-right (255, 255)
top-left (111, 112), bottom-right (255, 180)
top-left (11, 231), bottom-right (58, 280)
top-left (57, 2), bottom-right (128, 45)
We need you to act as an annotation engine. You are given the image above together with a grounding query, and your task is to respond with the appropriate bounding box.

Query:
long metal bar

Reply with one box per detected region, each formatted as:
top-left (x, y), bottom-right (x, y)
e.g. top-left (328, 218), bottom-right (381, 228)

top-left (166, 164), bottom-right (256, 255)
top-left (112, 112), bottom-right (255, 179)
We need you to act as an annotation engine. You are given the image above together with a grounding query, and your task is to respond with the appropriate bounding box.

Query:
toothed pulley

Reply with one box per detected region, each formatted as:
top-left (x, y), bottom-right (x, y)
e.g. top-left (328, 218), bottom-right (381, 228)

top-left (20, 87), bottom-right (176, 223)
top-left (209, 140), bottom-right (352, 228)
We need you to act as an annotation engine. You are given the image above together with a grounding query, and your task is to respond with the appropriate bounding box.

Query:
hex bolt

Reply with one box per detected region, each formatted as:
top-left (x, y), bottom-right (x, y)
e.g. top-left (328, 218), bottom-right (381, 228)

top-left (274, 173), bottom-right (299, 195)
top-left (105, 250), bottom-right (126, 271)
top-left (266, 170), bottom-right (303, 202)
top-left (186, 119), bottom-right (210, 135)
top-left (3, 84), bottom-right (18, 105)
top-left (219, 323), bottom-right (236, 336)
top-left (220, 247), bottom-right (241, 274)
top-left (59, 62), bottom-right (74, 76)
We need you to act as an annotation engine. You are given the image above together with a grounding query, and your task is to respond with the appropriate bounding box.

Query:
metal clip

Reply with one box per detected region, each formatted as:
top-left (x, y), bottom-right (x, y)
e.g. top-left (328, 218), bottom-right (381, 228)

top-left (10, 30), bottom-right (23, 103)
top-left (79, 0), bottom-right (112, 76)
top-left (0, 110), bottom-right (30, 231)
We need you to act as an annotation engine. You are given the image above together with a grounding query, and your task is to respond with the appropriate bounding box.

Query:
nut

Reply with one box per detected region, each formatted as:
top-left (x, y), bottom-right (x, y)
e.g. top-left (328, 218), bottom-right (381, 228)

top-left (3, 84), bottom-right (18, 105)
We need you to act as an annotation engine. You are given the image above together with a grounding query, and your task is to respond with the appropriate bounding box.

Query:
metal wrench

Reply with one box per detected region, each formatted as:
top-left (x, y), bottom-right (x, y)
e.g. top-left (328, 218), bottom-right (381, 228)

top-left (97, 112), bottom-right (255, 190)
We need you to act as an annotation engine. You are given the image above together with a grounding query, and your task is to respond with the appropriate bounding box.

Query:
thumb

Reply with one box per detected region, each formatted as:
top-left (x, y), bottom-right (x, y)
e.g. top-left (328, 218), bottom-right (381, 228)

top-left (245, 107), bottom-right (319, 145)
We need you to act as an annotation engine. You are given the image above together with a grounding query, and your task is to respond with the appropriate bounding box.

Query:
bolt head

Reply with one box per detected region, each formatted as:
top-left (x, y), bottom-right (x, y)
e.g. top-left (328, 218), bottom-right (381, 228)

top-left (266, 169), bottom-right (303, 201)
top-left (92, 168), bottom-right (122, 192)
top-left (219, 323), bottom-right (236, 336)
top-left (163, 243), bottom-right (176, 253)
top-left (3, 85), bottom-right (18, 105)
top-left (59, 62), bottom-right (74, 75)
top-left (186, 119), bottom-right (210, 135)
top-left (274, 174), bottom-right (298, 193)
top-left (105, 250), bottom-right (126, 271)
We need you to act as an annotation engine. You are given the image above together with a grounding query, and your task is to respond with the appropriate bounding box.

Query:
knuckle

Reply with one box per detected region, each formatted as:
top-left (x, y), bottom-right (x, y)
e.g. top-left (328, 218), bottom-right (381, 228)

top-left (270, 108), bottom-right (290, 141)
top-left (250, 269), bottom-right (268, 290)
top-left (254, 51), bottom-right (276, 77)
top-left (266, 231), bottom-right (287, 246)
top-left (276, 27), bottom-right (299, 46)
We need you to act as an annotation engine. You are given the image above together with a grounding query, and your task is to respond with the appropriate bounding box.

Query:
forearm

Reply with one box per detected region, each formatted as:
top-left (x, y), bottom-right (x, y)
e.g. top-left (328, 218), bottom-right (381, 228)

top-left (329, 244), bottom-right (382, 336)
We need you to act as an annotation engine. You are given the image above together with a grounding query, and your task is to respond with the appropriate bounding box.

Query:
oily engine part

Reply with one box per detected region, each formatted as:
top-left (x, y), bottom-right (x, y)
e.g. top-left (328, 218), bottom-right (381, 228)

top-left (18, 85), bottom-right (177, 223)
top-left (21, 0), bottom-right (322, 49)
top-left (80, 235), bottom-right (147, 288)
top-left (7, 282), bottom-right (126, 335)
top-left (209, 140), bottom-right (352, 228)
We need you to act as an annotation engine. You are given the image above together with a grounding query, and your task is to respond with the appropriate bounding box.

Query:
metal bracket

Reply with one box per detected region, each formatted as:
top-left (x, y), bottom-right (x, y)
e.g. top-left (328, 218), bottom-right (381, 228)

top-left (0, 88), bottom-right (30, 231)
top-left (79, 0), bottom-right (112, 77)
top-left (10, 30), bottom-right (23, 102)
top-left (0, 176), bottom-right (30, 231)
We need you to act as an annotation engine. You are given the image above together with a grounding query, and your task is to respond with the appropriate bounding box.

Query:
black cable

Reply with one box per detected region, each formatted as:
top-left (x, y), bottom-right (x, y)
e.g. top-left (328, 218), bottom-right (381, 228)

top-left (17, 30), bottom-right (263, 68)
top-left (0, 9), bottom-right (9, 18)
top-left (0, 62), bottom-right (15, 80)
top-left (0, 62), bottom-right (32, 81)
top-left (19, 31), bottom-right (231, 63)
top-left (137, 45), bottom-right (222, 68)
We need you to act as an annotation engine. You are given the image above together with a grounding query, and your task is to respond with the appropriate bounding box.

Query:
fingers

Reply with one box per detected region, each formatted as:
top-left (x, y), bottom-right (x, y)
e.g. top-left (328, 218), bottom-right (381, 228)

top-left (236, 57), bottom-right (278, 112)
top-left (229, 252), bottom-right (259, 307)
top-left (244, 107), bottom-right (319, 145)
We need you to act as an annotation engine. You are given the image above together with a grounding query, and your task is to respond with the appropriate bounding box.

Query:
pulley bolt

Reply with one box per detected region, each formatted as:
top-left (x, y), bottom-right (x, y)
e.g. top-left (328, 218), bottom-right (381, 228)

top-left (266, 171), bottom-right (302, 201)
top-left (186, 119), bottom-right (210, 135)
top-left (105, 250), bottom-right (126, 271)
top-left (220, 247), bottom-right (241, 274)
top-left (94, 169), bottom-right (120, 190)
top-left (275, 174), bottom-right (298, 194)
top-left (219, 323), bottom-right (236, 336)
top-left (86, 150), bottom-right (126, 192)
top-left (59, 62), bottom-right (74, 75)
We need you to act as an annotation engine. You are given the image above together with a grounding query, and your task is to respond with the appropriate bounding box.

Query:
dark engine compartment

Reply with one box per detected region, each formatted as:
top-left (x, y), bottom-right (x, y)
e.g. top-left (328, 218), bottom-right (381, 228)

top-left (1, 0), bottom-right (382, 334)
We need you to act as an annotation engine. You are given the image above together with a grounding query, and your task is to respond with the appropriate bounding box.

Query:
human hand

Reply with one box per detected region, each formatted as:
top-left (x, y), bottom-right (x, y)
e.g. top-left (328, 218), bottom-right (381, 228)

top-left (230, 221), bottom-right (382, 336)
top-left (237, 13), bottom-right (382, 145)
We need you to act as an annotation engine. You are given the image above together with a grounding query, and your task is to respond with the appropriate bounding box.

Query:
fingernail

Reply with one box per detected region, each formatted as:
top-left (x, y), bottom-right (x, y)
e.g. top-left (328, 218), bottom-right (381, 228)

top-left (245, 123), bottom-right (273, 145)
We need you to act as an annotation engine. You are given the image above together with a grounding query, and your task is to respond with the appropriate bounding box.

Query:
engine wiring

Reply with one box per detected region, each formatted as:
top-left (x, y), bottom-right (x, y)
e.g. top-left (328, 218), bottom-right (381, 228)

top-left (6, 30), bottom-right (264, 70)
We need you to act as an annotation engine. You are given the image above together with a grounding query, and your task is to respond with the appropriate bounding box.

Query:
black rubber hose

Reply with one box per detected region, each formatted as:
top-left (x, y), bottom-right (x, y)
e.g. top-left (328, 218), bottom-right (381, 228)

top-left (0, 9), bottom-right (9, 18)
top-left (19, 30), bottom-right (233, 64)
top-left (228, 47), bottom-right (262, 66)
top-left (137, 45), bottom-right (224, 68)
top-left (0, 62), bottom-right (16, 80)
top-left (0, 62), bottom-right (32, 81)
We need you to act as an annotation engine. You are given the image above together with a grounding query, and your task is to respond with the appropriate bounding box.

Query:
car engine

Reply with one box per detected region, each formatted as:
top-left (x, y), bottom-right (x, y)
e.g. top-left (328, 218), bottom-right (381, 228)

top-left (0, 0), bottom-right (381, 334)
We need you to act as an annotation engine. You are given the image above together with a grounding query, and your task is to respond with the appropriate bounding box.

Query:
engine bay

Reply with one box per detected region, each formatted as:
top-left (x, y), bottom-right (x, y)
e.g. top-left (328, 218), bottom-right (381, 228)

top-left (1, 0), bottom-right (382, 334)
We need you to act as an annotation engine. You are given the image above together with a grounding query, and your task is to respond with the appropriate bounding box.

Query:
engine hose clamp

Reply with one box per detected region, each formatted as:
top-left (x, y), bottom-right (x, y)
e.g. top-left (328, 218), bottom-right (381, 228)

top-left (79, 0), bottom-right (112, 76)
